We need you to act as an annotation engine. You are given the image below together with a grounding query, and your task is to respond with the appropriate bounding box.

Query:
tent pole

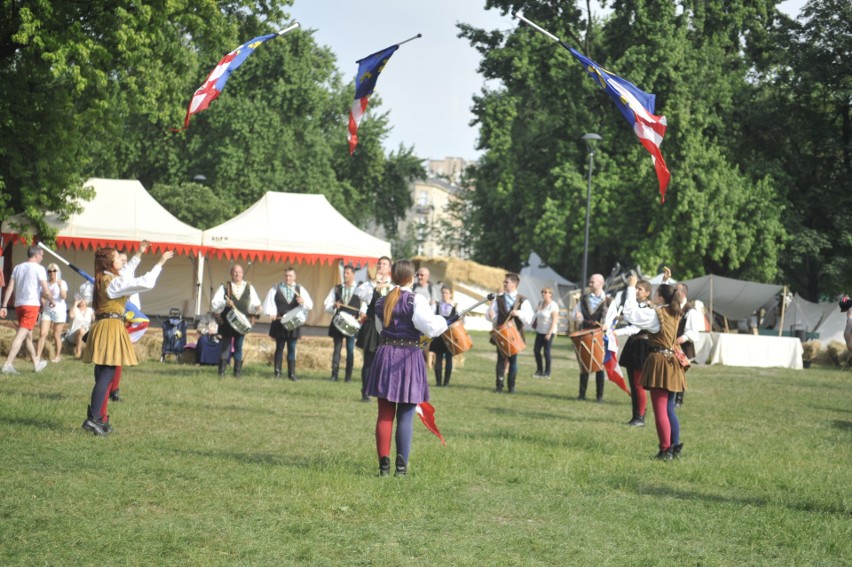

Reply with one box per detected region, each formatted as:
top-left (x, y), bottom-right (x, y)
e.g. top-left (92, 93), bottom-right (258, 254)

top-left (710, 275), bottom-right (714, 332)
top-left (778, 285), bottom-right (787, 337)
top-left (195, 254), bottom-right (205, 319)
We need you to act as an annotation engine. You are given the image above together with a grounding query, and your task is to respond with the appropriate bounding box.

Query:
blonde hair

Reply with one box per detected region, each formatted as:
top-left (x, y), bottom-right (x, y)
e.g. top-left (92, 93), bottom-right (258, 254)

top-left (46, 263), bottom-right (61, 280)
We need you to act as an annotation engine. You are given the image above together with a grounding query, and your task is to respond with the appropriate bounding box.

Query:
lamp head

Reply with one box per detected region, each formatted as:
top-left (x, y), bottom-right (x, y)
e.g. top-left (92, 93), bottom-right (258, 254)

top-left (581, 133), bottom-right (602, 153)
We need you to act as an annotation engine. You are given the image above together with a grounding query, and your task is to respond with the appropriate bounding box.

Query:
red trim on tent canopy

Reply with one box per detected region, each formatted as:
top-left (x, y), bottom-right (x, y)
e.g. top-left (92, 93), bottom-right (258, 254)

top-left (204, 247), bottom-right (379, 266)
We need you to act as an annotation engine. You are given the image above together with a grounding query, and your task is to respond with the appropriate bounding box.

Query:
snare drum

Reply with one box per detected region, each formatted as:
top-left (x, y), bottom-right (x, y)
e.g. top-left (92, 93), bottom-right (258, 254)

top-left (569, 327), bottom-right (605, 374)
top-left (332, 312), bottom-right (361, 337)
top-left (281, 306), bottom-right (307, 331)
top-left (490, 322), bottom-right (525, 358)
top-left (226, 309), bottom-right (252, 335)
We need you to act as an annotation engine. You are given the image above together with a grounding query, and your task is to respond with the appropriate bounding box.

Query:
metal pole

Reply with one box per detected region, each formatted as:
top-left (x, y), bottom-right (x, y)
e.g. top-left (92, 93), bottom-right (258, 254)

top-left (582, 148), bottom-right (594, 290)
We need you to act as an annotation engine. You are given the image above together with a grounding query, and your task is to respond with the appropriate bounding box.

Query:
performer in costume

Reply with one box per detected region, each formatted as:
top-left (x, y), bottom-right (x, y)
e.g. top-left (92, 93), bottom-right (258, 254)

top-left (486, 272), bottom-right (534, 393)
top-left (263, 267), bottom-right (313, 380)
top-left (573, 273), bottom-right (612, 402)
top-left (35, 263), bottom-right (68, 363)
top-left (81, 247), bottom-right (173, 435)
top-left (323, 264), bottom-right (364, 382)
top-left (674, 281), bottom-right (702, 408)
top-left (614, 279), bottom-right (653, 426)
top-left (622, 273), bottom-right (687, 460)
top-left (429, 285), bottom-right (458, 387)
top-left (366, 260), bottom-right (455, 476)
top-left (841, 296), bottom-right (852, 350)
top-left (355, 256), bottom-right (392, 402)
top-left (211, 264), bottom-right (262, 378)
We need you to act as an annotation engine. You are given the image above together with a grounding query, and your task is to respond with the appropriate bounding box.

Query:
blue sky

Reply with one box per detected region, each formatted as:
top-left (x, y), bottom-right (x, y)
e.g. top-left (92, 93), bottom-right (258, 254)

top-left (291, 0), bottom-right (807, 162)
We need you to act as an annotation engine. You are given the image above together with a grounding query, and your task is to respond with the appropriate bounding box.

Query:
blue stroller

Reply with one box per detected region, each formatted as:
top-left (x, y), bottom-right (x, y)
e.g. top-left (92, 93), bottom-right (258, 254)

top-left (161, 308), bottom-right (188, 362)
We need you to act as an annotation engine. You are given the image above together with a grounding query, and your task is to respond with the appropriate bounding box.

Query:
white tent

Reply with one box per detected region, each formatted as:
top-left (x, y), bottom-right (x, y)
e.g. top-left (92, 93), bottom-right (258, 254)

top-left (678, 274), bottom-right (784, 321)
top-left (1, 178), bottom-right (204, 316)
top-left (521, 251), bottom-right (577, 288)
top-left (200, 192), bottom-right (391, 326)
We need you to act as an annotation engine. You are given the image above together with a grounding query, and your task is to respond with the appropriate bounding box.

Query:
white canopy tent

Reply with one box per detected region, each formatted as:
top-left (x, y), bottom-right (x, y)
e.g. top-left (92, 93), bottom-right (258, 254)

top-left (200, 192), bottom-right (391, 327)
top-left (1, 178), bottom-right (204, 316)
top-left (678, 274), bottom-right (784, 322)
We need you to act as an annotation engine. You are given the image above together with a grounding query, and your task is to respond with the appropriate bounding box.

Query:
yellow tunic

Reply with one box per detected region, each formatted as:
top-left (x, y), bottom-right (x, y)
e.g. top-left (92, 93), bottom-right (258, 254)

top-left (640, 307), bottom-right (686, 392)
top-left (82, 274), bottom-right (138, 366)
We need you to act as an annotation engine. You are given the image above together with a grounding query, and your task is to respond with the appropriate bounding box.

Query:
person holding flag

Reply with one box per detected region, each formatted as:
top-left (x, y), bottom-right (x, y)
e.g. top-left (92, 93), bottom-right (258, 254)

top-left (622, 273), bottom-right (687, 461)
top-left (365, 259), bottom-right (455, 477)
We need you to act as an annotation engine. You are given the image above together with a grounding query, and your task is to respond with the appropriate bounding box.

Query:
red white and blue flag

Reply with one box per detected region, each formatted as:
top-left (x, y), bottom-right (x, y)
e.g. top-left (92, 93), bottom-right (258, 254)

top-left (179, 33), bottom-right (277, 130)
top-left (564, 45), bottom-right (671, 202)
top-left (348, 44), bottom-right (399, 154)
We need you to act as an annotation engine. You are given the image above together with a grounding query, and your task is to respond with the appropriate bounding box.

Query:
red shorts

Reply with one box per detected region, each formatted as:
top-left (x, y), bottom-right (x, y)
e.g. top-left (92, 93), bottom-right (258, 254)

top-left (15, 305), bottom-right (40, 331)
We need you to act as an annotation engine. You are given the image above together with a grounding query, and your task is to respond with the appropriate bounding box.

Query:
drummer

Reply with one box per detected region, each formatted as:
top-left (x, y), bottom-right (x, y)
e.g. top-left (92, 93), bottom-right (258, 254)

top-left (263, 267), bottom-right (313, 381)
top-left (429, 285), bottom-right (458, 387)
top-left (486, 273), bottom-right (534, 393)
top-left (211, 264), bottom-right (263, 378)
top-left (573, 273), bottom-right (612, 402)
top-left (323, 264), bottom-right (365, 383)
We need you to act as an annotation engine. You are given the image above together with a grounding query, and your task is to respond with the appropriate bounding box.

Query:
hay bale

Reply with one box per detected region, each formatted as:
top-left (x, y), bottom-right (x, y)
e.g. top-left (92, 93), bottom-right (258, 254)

top-left (825, 341), bottom-right (851, 367)
top-left (412, 256), bottom-right (506, 293)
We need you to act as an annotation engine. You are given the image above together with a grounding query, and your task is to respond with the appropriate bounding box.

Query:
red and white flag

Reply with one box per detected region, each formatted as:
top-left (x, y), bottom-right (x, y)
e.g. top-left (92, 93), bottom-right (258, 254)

top-left (416, 402), bottom-right (445, 445)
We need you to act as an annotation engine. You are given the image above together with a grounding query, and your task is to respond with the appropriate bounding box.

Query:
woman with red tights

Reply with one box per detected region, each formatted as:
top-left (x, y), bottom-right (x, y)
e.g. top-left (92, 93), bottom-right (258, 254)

top-left (622, 272), bottom-right (686, 461)
top-left (366, 260), bottom-right (455, 476)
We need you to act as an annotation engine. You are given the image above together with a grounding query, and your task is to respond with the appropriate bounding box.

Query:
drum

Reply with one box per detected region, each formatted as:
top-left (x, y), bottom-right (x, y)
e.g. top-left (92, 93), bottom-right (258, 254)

top-left (226, 309), bottom-right (252, 335)
top-left (569, 327), bottom-right (605, 374)
top-left (281, 306), bottom-right (307, 331)
top-left (441, 320), bottom-right (473, 355)
top-left (332, 312), bottom-right (361, 337)
top-left (490, 322), bottom-right (525, 358)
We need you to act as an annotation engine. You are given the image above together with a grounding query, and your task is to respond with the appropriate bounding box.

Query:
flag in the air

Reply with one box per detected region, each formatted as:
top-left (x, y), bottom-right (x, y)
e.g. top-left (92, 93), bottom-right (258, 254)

top-left (416, 402), bottom-right (445, 445)
top-left (348, 44), bottom-right (399, 154)
top-left (563, 45), bottom-right (671, 202)
top-left (179, 33), bottom-right (278, 130)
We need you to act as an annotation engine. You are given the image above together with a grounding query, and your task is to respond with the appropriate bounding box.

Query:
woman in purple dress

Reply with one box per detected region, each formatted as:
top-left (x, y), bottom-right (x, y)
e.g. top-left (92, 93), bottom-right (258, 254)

top-left (367, 260), bottom-right (456, 476)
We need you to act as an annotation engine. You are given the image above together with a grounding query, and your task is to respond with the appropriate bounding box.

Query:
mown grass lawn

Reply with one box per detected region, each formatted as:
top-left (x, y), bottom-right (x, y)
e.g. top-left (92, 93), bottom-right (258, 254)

top-left (0, 331), bottom-right (849, 566)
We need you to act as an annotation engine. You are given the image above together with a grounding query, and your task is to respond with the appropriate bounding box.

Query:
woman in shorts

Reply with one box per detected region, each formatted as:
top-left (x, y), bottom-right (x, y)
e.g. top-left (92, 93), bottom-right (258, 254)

top-left (36, 263), bottom-right (68, 363)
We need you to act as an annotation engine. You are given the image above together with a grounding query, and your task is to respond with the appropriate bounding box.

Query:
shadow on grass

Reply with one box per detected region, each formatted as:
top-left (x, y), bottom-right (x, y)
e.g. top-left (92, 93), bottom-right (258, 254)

top-left (0, 414), bottom-right (65, 430)
top-left (486, 405), bottom-right (612, 424)
top-left (830, 419), bottom-right (852, 432)
top-left (0, 388), bottom-right (66, 401)
top-left (171, 446), bottom-right (361, 472)
top-left (636, 483), bottom-right (849, 516)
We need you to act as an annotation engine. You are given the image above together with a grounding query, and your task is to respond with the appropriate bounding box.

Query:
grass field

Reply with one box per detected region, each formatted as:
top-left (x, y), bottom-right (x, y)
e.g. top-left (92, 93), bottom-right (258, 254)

top-left (1, 331), bottom-right (849, 566)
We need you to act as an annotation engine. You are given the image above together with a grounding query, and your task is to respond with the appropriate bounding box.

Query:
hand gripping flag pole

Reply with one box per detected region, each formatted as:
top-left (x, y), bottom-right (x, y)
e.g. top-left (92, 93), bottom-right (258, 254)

top-left (176, 22), bottom-right (300, 131)
top-left (512, 12), bottom-right (671, 202)
top-left (348, 33), bottom-right (422, 155)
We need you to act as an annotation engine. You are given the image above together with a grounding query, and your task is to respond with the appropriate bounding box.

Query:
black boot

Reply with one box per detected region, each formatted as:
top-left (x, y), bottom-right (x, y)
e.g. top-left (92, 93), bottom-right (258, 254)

top-left (672, 442), bottom-right (684, 458)
top-left (595, 371), bottom-right (604, 403)
top-left (233, 359), bottom-right (243, 379)
top-left (495, 375), bottom-right (504, 393)
top-left (274, 367), bottom-right (281, 379)
top-left (287, 360), bottom-right (298, 381)
top-left (507, 371), bottom-right (517, 393)
top-left (444, 369), bottom-right (451, 387)
top-left (82, 405), bottom-right (109, 436)
top-left (578, 373), bottom-right (588, 400)
top-left (379, 456), bottom-right (391, 477)
top-left (394, 454), bottom-right (407, 476)
top-left (344, 358), bottom-right (353, 382)
top-left (435, 365), bottom-right (443, 387)
top-left (331, 363), bottom-right (339, 381)
top-left (109, 389), bottom-right (122, 402)
top-left (674, 391), bottom-right (684, 408)
top-left (218, 359), bottom-right (228, 377)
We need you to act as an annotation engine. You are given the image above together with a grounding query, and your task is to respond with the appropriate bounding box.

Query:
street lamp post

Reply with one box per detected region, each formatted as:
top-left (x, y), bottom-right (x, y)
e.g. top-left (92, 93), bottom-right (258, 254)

top-left (580, 133), bottom-right (601, 291)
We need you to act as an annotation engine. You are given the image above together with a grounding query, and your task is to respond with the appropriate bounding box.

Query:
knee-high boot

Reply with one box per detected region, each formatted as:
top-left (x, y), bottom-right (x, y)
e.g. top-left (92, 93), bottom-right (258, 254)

top-left (233, 359), bottom-right (243, 378)
top-left (578, 373), bottom-right (589, 400)
top-left (287, 360), bottom-right (298, 381)
top-left (218, 359), bottom-right (228, 377)
top-left (595, 371), bottom-right (604, 402)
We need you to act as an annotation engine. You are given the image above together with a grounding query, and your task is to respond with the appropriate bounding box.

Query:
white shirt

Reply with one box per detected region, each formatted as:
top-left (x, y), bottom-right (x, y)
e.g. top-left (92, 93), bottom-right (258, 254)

top-left (67, 304), bottom-right (94, 336)
top-left (10, 262), bottom-right (48, 307)
top-left (211, 281), bottom-right (262, 315)
top-left (121, 254), bottom-right (142, 308)
top-left (622, 286), bottom-right (662, 333)
top-left (106, 265), bottom-right (165, 299)
top-left (324, 283), bottom-right (366, 316)
top-left (262, 283), bottom-right (313, 317)
top-left (355, 278), bottom-right (393, 304)
top-left (487, 291), bottom-right (534, 327)
top-left (46, 279), bottom-right (68, 311)
top-left (534, 301), bottom-right (559, 334)
top-left (375, 289), bottom-right (448, 338)
top-left (679, 301), bottom-right (703, 343)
